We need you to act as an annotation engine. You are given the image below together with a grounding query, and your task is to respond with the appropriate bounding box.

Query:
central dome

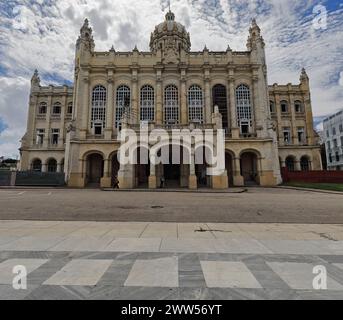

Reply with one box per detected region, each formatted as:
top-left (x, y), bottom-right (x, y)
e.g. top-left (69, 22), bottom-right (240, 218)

top-left (150, 10), bottom-right (191, 53)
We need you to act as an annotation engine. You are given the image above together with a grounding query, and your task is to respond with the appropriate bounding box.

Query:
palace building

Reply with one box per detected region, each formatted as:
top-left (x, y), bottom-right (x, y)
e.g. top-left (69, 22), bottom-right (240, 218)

top-left (19, 10), bottom-right (322, 189)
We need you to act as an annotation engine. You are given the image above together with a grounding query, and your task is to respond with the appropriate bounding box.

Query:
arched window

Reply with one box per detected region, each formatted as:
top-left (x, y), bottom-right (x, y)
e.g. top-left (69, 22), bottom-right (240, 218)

top-left (294, 100), bottom-right (303, 113)
top-left (91, 85), bottom-right (107, 132)
top-left (270, 101), bottom-right (275, 113)
top-left (116, 85), bottom-right (131, 128)
top-left (47, 159), bottom-right (57, 173)
top-left (212, 84), bottom-right (228, 131)
top-left (285, 156), bottom-right (295, 172)
top-left (280, 100), bottom-right (288, 113)
top-left (67, 102), bottom-right (73, 114)
top-left (188, 85), bottom-right (204, 123)
top-left (236, 85), bottom-right (252, 134)
top-left (31, 159), bottom-right (42, 172)
top-left (38, 102), bottom-right (47, 114)
top-left (164, 85), bottom-right (179, 124)
top-left (52, 102), bottom-right (62, 115)
top-left (300, 156), bottom-right (310, 171)
top-left (140, 85), bottom-right (155, 122)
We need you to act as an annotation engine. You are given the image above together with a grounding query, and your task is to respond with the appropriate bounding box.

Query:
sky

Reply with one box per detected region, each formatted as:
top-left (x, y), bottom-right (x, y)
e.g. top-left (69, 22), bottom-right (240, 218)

top-left (0, 0), bottom-right (343, 158)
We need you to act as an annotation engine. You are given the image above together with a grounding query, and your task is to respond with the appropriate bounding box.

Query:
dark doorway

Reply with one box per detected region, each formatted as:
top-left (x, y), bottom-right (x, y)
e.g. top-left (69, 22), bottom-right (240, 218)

top-left (135, 147), bottom-right (150, 187)
top-left (87, 153), bottom-right (104, 185)
top-left (212, 84), bottom-right (228, 132)
top-left (225, 152), bottom-right (234, 187)
top-left (240, 152), bottom-right (259, 186)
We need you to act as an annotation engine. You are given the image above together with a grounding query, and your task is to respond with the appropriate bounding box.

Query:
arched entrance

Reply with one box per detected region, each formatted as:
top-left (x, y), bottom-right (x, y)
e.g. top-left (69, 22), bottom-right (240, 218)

top-left (31, 159), bottom-right (42, 172)
top-left (225, 152), bottom-right (234, 187)
top-left (240, 151), bottom-right (259, 185)
top-left (212, 84), bottom-right (228, 133)
top-left (135, 147), bottom-right (150, 188)
top-left (195, 146), bottom-right (210, 188)
top-left (47, 158), bottom-right (57, 173)
top-left (160, 145), bottom-right (189, 188)
top-left (285, 156), bottom-right (296, 172)
top-left (86, 153), bottom-right (104, 186)
top-left (300, 156), bottom-right (310, 171)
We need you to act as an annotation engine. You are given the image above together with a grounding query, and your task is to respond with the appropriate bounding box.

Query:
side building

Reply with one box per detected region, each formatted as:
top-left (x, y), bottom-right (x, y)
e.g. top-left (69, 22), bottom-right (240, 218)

top-left (323, 110), bottom-right (343, 171)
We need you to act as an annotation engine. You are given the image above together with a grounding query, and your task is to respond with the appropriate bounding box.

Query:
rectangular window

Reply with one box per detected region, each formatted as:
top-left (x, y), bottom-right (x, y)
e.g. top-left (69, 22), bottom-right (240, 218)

top-left (297, 127), bottom-right (305, 144)
top-left (240, 121), bottom-right (250, 135)
top-left (334, 139), bottom-right (338, 148)
top-left (51, 129), bottom-right (59, 145)
top-left (340, 124), bottom-right (343, 133)
top-left (283, 128), bottom-right (291, 144)
top-left (341, 136), bottom-right (343, 147)
top-left (329, 154), bottom-right (333, 163)
top-left (326, 130), bottom-right (329, 138)
top-left (333, 127), bottom-right (336, 135)
top-left (36, 129), bottom-right (45, 145)
top-left (94, 124), bottom-right (102, 135)
top-left (327, 141), bottom-right (331, 151)
top-left (336, 152), bottom-right (340, 162)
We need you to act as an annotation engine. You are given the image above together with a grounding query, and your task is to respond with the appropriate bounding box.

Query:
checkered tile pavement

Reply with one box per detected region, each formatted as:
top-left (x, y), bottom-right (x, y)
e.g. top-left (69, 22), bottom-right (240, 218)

top-left (1, 251), bottom-right (343, 300)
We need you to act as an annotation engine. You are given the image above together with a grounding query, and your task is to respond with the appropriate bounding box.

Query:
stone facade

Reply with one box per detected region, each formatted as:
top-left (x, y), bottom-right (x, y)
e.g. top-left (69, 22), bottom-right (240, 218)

top-left (20, 11), bottom-right (322, 189)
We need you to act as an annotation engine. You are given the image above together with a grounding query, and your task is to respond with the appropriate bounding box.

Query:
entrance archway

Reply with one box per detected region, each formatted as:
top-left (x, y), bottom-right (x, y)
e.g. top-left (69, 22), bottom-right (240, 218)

top-left (285, 156), bottom-right (296, 172)
top-left (135, 147), bottom-right (150, 188)
top-left (159, 145), bottom-right (189, 188)
top-left (240, 151), bottom-right (259, 185)
top-left (86, 153), bottom-right (104, 186)
top-left (225, 152), bottom-right (234, 187)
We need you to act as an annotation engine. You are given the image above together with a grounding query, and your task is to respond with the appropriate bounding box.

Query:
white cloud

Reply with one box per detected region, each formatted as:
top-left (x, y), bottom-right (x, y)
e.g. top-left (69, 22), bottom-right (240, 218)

top-left (0, 0), bottom-right (343, 157)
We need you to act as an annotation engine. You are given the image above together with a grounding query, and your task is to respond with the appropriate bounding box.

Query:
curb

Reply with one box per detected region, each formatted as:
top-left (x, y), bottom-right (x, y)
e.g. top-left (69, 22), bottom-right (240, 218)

top-left (101, 188), bottom-right (248, 194)
top-left (275, 186), bottom-right (343, 195)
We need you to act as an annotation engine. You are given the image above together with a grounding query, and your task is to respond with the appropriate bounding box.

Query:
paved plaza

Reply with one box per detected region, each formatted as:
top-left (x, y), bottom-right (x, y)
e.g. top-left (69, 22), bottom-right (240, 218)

top-left (1, 188), bottom-right (343, 300)
top-left (0, 187), bottom-right (342, 223)
top-left (1, 220), bottom-right (343, 300)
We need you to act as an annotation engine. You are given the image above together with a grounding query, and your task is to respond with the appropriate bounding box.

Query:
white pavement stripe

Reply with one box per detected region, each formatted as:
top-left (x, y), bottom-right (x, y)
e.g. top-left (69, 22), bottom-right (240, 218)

top-left (43, 259), bottom-right (113, 286)
top-left (0, 259), bottom-right (49, 285)
top-left (125, 257), bottom-right (179, 288)
top-left (200, 261), bottom-right (262, 289)
top-left (267, 262), bottom-right (343, 291)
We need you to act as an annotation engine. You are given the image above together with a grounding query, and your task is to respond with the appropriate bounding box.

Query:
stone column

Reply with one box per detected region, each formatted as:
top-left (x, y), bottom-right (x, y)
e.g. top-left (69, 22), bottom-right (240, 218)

top-left (229, 75), bottom-right (239, 138)
top-left (233, 157), bottom-right (244, 186)
top-left (188, 149), bottom-right (197, 189)
top-left (80, 74), bottom-right (90, 139)
top-left (304, 98), bottom-right (314, 146)
top-left (105, 70), bottom-right (114, 140)
top-left (289, 90), bottom-right (298, 145)
top-left (44, 94), bottom-right (52, 148)
top-left (156, 78), bottom-right (163, 125)
top-left (252, 76), bottom-right (260, 136)
top-left (180, 71), bottom-right (187, 124)
top-left (132, 75), bottom-right (138, 124)
top-left (275, 93), bottom-right (283, 146)
top-left (149, 155), bottom-right (157, 189)
top-left (100, 159), bottom-right (111, 188)
top-left (204, 68), bottom-right (211, 124)
top-left (60, 91), bottom-right (67, 148)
